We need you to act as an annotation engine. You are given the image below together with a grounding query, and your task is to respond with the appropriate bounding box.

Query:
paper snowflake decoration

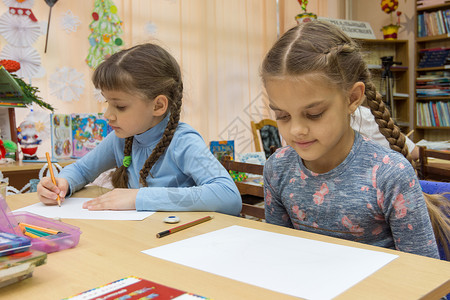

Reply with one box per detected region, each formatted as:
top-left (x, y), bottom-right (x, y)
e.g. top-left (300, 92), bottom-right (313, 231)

top-left (145, 22), bottom-right (157, 35)
top-left (93, 88), bottom-right (105, 103)
top-left (0, 44), bottom-right (42, 78)
top-left (49, 67), bottom-right (85, 102)
top-left (0, 13), bottom-right (41, 47)
top-left (60, 10), bottom-right (80, 34)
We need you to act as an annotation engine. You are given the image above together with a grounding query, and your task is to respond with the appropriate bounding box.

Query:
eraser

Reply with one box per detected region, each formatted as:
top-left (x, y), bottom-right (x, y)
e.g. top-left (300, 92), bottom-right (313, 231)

top-left (163, 216), bottom-right (180, 224)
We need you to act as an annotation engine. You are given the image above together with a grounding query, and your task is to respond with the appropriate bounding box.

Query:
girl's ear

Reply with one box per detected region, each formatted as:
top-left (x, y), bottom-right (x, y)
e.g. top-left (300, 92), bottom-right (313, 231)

top-left (152, 95), bottom-right (169, 117)
top-left (348, 81), bottom-right (365, 114)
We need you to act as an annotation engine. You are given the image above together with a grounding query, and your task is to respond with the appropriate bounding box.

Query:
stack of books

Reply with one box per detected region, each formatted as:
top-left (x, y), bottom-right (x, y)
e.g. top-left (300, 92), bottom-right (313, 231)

top-left (416, 72), bottom-right (450, 97)
top-left (418, 47), bottom-right (450, 68)
top-left (0, 232), bottom-right (47, 287)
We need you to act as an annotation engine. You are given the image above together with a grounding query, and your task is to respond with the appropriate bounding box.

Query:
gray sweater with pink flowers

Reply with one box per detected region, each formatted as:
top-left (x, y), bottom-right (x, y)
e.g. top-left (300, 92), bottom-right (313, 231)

top-left (264, 132), bottom-right (439, 259)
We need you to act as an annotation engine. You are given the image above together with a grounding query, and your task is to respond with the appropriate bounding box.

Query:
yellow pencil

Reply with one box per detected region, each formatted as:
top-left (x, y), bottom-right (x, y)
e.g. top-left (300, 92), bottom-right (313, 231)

top-left (45, 152), bottom-right (61, 207)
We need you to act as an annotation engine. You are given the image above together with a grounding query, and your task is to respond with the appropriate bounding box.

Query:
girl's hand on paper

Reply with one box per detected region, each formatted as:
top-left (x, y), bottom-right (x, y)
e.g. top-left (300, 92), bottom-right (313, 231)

top-left (82, 188), bottom-right (138, 210)
top-left (37, 177), bottom-right (69, 205)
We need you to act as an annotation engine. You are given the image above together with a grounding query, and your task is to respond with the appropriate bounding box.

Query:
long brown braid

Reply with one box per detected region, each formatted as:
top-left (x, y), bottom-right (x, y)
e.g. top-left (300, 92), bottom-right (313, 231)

top-left (364, 81), bottom-right (412, 163)
top-left (93, 43), bottom-right (183, 188)
top-left (261, 20), bottom-right (450, 258)
top-left (139, 83), bottom-right (182, 185)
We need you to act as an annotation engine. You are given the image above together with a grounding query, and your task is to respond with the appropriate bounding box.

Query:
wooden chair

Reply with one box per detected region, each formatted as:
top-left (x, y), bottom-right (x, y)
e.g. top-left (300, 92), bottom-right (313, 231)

top-left (251, 119), bottom-right (281, 159)
top-left (418, 146), bottom-right (450, 181)
top-left (220, 156), bottom-right (265, 220)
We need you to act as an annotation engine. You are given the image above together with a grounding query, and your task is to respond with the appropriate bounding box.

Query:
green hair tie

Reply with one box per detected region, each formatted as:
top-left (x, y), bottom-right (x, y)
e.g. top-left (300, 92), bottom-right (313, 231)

top-left (123, 155), bottom-right (132, 168)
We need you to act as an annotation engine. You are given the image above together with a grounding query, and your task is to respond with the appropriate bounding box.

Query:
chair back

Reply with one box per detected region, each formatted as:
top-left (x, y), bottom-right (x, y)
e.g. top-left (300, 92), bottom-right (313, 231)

top-left (420, 180), bottom-right (450, 261)
top-left (251, 119), bottom-right (281, 159)
top-left (418, 147), bottom-right (450, 181)
top-left (221, 156), bottom-right (265, 219)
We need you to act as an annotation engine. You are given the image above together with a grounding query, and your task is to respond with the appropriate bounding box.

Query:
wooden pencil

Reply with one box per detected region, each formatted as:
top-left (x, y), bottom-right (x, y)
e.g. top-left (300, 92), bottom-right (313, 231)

top-left (156, 216), bottom-right (213, 238)
top-left (45, 152), bottom-right (61, 207)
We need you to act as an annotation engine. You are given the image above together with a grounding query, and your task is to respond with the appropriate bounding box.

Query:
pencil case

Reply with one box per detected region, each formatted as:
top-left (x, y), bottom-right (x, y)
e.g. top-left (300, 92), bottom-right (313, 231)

top-left (11, 212), bottom-right (81, 254)
top-left (0, 196), bottom-right (81, 253)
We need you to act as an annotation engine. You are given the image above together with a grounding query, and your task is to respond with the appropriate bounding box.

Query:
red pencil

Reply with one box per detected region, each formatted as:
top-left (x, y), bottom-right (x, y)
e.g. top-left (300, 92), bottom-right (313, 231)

top-left (156, 216), bottom-right (213, 238)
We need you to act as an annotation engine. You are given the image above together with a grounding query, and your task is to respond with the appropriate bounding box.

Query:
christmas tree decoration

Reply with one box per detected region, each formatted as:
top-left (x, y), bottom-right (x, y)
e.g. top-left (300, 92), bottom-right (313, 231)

top-left (295, 0), bottom-right (317, 24)
top-left (86, 0), bottom-right (124, 69)
top-left (380, 0), bottom-right (402, 40)
top-left (43, 0), bottom-right (59, 53)
top-left (49, 67), bottom-right (85, 102)
top-left (60, 10), bottom-right (81, 34)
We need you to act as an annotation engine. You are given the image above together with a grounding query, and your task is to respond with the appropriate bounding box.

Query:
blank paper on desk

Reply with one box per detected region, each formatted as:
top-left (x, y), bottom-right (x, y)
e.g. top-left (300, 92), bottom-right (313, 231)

top-left (142, 225), bottom-right (398, 300)
top-left (14, 198), bottom-right (154, 221)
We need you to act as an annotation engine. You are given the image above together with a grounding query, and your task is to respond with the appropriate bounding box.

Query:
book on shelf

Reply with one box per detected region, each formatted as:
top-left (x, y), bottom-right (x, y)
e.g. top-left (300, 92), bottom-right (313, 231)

top-left (209, 140), bottom-right (235, 161)
top-left (63, 276), bottom-right (210, 300)
top-left (50, 114), bottom-right (73, 159)
top-left (50, 113), bottom-right (112, 159)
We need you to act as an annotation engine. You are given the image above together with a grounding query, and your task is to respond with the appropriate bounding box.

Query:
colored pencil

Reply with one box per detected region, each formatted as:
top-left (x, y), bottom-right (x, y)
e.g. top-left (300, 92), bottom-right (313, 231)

top-left (156, 216), bottom-right (214, 238)
top-left (45, 152), bottom-right (61, 207)
top-left (19, 223), bottom-right (60, 235)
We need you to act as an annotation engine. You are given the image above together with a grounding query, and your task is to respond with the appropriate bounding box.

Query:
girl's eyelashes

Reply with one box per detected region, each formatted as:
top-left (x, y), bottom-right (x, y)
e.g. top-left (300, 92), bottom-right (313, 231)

top-left (306, 112), bottom-right (324, 120)
top-left (275, 114), bottom-right (290, 121)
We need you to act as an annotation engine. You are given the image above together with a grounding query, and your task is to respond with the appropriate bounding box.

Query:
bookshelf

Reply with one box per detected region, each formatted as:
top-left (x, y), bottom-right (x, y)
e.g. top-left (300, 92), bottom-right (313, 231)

top-left (357, 39), bottom-right (410, 133)
top-left (415, 1), bottom-right (450, 142)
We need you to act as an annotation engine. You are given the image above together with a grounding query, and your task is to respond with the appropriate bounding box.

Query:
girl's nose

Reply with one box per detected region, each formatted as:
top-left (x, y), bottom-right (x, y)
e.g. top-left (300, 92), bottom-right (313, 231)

top-left (104, 106), bottom-right (115, 121)
top-left (290, 118), bottom-right (308, 137)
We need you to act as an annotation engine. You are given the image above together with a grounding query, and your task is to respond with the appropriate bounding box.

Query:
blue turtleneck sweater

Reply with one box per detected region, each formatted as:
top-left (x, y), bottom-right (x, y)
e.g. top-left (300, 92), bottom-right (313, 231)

top-left (58, 115), bottom-right (242, 215)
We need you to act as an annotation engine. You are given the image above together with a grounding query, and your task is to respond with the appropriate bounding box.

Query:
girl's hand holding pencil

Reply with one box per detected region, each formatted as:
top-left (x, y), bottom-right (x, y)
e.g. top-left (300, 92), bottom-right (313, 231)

top-left (37, 175), bottom-right (69, 206)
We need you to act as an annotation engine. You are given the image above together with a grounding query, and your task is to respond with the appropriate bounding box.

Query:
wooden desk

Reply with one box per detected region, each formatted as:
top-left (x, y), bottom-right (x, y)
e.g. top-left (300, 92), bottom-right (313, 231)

top-left (2, 187), bottom-right (450, 299)
top-left (0, 159), bottom-right (75, 189)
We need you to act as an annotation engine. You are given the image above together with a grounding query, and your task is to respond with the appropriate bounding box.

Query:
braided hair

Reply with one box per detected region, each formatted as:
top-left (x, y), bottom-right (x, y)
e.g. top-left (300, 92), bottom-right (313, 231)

top-left (261, 20), bottom-right (450, 257)
top-left (93, 43), bottom-right (183, 188)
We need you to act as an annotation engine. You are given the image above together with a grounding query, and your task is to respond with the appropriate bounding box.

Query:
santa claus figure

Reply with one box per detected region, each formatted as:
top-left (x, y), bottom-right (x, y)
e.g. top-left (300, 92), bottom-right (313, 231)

top-left (17, 120), bottom-right (41, 160)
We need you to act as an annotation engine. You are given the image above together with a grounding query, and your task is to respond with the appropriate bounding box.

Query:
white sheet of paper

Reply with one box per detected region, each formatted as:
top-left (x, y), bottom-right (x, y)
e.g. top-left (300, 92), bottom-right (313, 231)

top-left (14, 197), bottom-right (154, 220)
top-left (142, 225), bottom-right (398, 300)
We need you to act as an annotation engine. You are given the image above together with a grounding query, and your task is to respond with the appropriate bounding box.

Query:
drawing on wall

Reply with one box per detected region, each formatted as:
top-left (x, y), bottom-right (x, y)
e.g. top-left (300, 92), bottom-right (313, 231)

top-left (86, 0), bottom-right (124, 69)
